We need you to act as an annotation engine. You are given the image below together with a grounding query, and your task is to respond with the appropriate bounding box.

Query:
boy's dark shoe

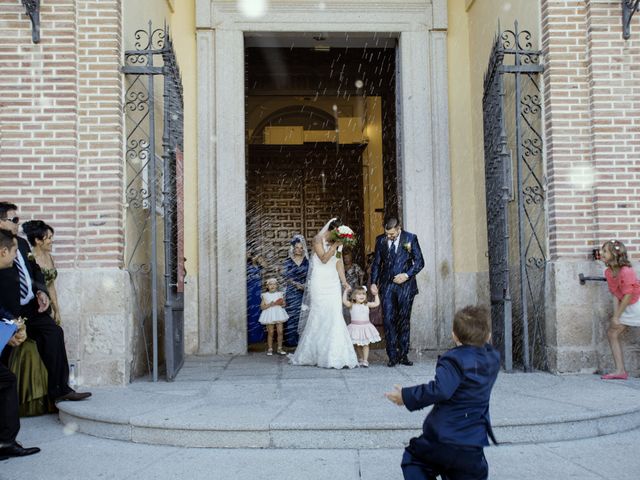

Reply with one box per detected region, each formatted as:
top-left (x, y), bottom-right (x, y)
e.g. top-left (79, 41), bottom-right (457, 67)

top-left (0, 442), bottom-right (40, 458)
top-left (387, 359), bottom-right (397, 367)
top-left (399, 356), bottom-right (413, 366)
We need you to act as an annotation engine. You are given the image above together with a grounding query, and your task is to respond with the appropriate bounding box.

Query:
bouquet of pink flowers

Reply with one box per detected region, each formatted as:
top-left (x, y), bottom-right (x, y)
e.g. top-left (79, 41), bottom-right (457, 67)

top-left (332, 225), bottom-right (356, 257)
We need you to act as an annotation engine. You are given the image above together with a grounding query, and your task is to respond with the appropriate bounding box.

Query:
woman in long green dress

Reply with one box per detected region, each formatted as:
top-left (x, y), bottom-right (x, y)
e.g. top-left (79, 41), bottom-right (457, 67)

top-left (9, 220), bottom-right (59, 416)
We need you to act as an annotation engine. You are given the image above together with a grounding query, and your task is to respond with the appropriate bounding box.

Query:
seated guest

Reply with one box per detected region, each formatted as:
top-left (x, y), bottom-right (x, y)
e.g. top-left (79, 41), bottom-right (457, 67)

top-left (23, 221), bottom-right (61, 325)
top-left (0, 202), bottom-right (90, 403)
top-left (10, 220), bottom-right (60, 416)
top-left (0, 229), bottom-right (40, 460)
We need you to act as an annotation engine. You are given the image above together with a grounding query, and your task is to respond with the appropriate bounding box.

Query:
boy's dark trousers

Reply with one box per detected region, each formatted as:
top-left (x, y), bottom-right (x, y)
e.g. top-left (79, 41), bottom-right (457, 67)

top-left (401, 436), bottom-right (488, 480)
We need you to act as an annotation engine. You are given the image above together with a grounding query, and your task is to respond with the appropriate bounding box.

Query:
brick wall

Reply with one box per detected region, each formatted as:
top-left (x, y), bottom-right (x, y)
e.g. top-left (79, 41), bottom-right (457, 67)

top-left (0, 0), bottom-right (124, 268)
top-left (542, 0), bottom-right (640, 259)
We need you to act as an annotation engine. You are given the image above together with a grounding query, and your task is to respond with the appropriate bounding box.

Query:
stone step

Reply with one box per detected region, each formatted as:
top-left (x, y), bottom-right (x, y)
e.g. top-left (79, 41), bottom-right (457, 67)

top-left (57, 355), bottom-right (640, 449)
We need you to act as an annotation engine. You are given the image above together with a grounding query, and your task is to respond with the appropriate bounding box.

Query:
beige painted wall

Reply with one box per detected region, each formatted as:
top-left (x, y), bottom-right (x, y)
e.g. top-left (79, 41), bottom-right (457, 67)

top-left (168, 1), bottom-right (198, 275)
top-left (123, 1), bottom-right (199, 358)
top-left (447, 0), bottom-right (540, 273)
top-left (124, 0), bottom-right (197, 271)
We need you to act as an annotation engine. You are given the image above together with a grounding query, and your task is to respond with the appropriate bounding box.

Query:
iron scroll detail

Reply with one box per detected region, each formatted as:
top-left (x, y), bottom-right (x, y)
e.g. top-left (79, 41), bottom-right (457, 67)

top-left (623, 0), bottom-right (640, 40)
top-left (482, 21), bottom-right (547, 373)
top-left (21, 0), bottom-right (40, 43)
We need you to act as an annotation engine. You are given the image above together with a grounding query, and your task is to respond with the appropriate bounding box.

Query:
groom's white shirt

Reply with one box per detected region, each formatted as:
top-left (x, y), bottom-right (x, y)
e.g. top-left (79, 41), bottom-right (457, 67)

top-left (387, 232), bottom-right (401, 252)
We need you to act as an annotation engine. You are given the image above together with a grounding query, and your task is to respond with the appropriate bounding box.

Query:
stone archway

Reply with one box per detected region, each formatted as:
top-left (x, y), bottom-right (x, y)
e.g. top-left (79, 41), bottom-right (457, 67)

top-left (196, 0), bottom-right (452, 355)
top-left (249, 106), bottom-right (336, 144)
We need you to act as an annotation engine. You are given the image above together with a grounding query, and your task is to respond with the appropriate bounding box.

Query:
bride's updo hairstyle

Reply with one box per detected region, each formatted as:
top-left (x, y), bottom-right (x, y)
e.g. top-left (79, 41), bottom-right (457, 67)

top-left (328, 218), bottom-right (342, 231)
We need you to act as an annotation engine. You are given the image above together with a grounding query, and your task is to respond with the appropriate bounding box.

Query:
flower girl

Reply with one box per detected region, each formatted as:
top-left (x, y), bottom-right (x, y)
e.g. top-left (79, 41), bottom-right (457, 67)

top-left (343, 286), bottom-right (381, 367)
top-left (259, 278), bottom-right (289, 355)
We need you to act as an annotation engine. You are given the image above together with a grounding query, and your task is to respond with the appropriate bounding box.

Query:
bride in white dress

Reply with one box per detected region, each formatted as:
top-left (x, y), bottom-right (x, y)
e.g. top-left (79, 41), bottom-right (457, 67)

top-left (289, 218), bottom-right (359, 369)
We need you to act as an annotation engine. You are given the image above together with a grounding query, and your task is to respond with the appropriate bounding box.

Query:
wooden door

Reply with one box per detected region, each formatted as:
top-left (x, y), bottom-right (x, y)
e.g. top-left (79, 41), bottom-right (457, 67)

top-left (247, 144), bottom-right (365, 280)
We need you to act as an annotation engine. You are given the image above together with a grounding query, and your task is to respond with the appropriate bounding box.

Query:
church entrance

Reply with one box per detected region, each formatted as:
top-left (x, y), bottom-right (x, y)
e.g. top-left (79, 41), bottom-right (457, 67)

top-left (244, 34), bottom-right (398, 346)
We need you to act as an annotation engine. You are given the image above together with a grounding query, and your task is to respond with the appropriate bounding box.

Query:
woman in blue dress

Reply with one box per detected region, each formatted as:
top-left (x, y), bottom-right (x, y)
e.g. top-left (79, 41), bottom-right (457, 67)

top-left (282, 235), bottom-right (309, 347)
top-left (247, 250), bottom-right (267, 344)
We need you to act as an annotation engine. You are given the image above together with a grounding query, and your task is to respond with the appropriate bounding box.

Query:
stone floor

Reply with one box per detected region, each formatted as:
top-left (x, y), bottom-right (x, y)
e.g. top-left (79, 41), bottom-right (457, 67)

top-left (55, 353), bottom-right (640, 449)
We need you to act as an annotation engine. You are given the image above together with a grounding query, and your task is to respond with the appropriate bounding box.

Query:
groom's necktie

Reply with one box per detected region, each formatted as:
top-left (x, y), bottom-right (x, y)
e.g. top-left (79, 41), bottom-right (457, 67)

top-left (15, 255), bottom-right (30, 303)
top-left (388, 241), bottom-right (397, 261)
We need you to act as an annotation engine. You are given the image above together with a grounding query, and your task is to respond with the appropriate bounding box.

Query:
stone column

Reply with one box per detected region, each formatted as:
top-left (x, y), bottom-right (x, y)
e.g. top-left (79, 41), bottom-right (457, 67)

top-left (398, 30), bottom-right (439, 350)
top-left (196, 27), bottom-right (217, 354)
top-left (213, 28), bottom-right (248, 354)
top-left (430, 28), bottom-right (454, 347)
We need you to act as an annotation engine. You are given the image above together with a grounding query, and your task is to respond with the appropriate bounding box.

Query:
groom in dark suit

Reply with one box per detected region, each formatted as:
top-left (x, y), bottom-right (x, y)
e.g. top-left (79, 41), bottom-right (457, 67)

top-left (370, 218), bottom-right (424, 367)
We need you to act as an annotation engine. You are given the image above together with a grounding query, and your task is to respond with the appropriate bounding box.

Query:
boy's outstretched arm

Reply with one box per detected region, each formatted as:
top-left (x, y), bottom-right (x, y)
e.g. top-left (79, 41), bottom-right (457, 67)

top-left (385, 385), bottom-right (404, 405)
top-left (387, 356), bottom-right (463, 411)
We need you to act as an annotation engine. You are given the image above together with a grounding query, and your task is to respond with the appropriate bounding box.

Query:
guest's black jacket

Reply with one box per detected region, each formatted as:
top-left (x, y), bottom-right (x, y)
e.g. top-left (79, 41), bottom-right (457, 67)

top-left (0, 266), bottom-right (21, 320)
top-left (0, 237), bottom-right (49, 321)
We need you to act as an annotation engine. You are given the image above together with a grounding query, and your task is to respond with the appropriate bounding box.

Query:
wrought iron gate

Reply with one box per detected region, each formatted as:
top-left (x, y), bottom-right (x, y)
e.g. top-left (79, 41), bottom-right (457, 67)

top-left (482, 22), bottom-right (547, 372)
top-left (123, 23), bottom-right (185, 381)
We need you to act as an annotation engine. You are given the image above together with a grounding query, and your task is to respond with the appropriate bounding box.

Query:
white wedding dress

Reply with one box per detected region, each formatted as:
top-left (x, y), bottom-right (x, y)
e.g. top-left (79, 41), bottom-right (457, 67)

top-left (289, 241), bottom-right (358, 369)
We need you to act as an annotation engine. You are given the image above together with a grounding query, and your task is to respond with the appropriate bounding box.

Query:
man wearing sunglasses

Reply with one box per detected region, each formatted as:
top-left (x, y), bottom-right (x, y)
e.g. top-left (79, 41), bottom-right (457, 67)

top-left (0, 202), bottom-right (91, 408)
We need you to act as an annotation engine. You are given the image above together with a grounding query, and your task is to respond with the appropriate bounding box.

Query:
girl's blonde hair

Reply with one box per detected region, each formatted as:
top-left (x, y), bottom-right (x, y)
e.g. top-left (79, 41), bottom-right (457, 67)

top-left (350, 286), bottom-right (367, 302)
top-left (602, 240), bottom-right (631, 268)
top-left (265, 277), bottom-right (278, 287)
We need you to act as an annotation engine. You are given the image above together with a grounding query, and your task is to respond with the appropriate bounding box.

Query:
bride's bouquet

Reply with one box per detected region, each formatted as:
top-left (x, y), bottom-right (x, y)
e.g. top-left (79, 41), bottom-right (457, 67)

top-left (332, 225), bottom-right (356, 258)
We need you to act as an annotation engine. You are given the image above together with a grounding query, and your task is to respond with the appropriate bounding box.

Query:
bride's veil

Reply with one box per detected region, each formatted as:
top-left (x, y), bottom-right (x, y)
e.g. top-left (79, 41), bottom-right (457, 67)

top-left (297, 217), bottom-right (337, 335)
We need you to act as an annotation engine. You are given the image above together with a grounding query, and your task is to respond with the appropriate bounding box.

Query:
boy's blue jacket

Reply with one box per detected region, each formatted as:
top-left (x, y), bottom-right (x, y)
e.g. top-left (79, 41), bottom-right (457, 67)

top-left (401, 343), bottom-right (500, 447)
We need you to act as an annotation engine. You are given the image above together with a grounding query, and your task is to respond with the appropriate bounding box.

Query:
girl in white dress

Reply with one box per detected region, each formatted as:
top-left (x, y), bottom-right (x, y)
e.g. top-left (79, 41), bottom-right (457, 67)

top-left (343, 286), bottom-right (381, 367)
top-left (259, 278), bottom-right (289, 356)
top-left (289, 218), bottom-right (359, 369)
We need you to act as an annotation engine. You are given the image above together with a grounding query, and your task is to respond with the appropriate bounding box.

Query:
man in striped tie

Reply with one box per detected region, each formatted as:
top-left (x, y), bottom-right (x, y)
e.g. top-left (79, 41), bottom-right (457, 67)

top-left (0, 228), bottom-right (40, 460)
top-left (0, 202), bottom-right (91, 404)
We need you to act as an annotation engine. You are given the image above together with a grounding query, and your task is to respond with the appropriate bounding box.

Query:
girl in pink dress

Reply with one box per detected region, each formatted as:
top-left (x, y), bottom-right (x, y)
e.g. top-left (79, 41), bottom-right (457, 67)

top-left (600, 240), bottom-right (640, 380)
top-left (342, 286), bottom-right (381, 367)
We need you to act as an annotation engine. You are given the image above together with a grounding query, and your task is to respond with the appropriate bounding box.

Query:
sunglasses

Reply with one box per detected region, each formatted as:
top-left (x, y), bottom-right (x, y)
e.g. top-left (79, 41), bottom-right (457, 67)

top-left (0, 216), bottom-right (19, 224)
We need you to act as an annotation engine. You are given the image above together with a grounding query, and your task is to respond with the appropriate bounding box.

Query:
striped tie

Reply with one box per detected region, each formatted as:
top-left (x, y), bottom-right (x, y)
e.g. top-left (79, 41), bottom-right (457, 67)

top-left (15, 257), bottom-right (30, 302)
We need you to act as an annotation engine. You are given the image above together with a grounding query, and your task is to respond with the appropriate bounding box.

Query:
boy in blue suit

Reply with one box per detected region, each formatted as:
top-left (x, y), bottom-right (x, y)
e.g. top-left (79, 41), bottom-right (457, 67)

top-left (385, 305), bottom-right (500, 480)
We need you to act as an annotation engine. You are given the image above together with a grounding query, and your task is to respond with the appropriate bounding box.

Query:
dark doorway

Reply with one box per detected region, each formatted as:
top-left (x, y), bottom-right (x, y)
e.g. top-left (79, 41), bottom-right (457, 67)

top-left (244, 34), bottom-right (398, 346)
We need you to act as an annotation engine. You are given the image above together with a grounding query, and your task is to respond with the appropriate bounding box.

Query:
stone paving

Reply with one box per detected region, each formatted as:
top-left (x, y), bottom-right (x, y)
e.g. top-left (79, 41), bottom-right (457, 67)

top-left (56, 353), bottom-right (640, 449)
top-left (4, 353), bottom-right (640, 479)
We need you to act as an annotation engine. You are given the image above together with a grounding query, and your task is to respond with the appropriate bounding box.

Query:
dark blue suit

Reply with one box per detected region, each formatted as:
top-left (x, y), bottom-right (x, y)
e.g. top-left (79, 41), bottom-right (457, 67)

top-left (400, 344), bottom-right (501, 480)
top-left (370, 230), bottom-right (424, 362)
